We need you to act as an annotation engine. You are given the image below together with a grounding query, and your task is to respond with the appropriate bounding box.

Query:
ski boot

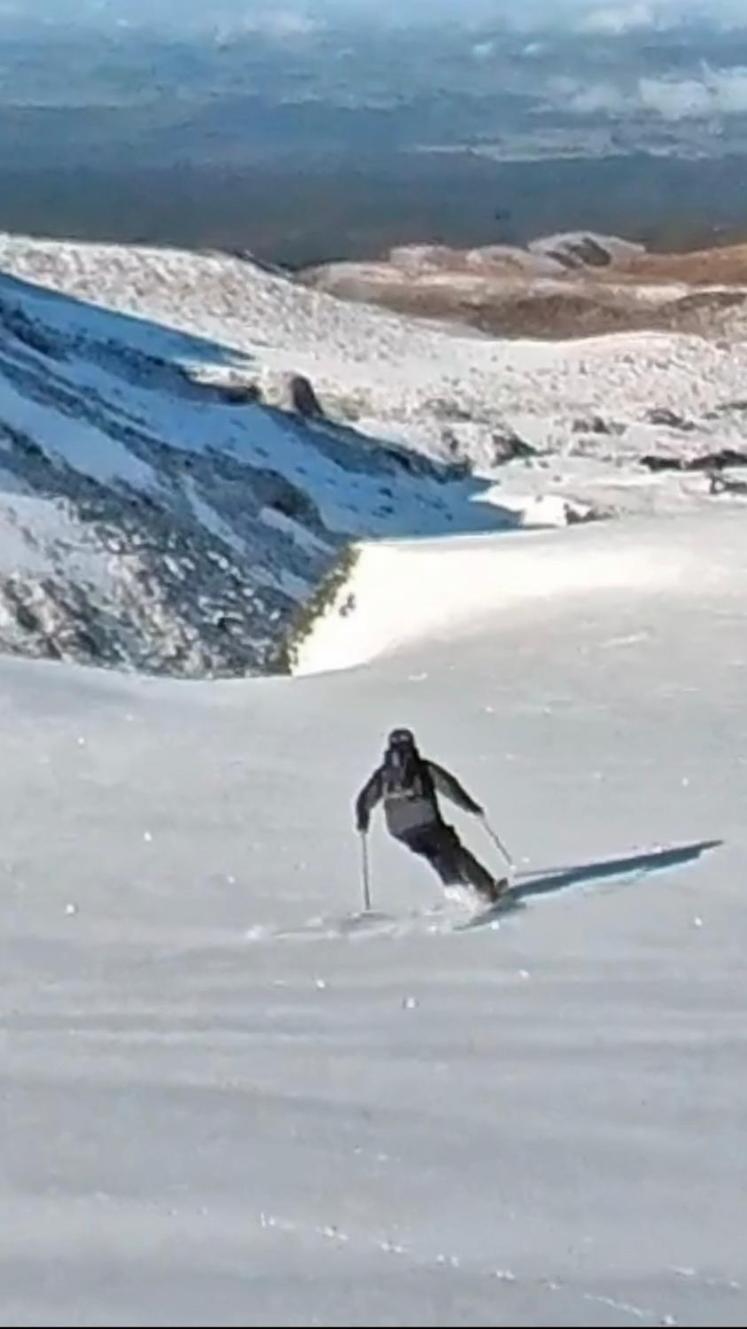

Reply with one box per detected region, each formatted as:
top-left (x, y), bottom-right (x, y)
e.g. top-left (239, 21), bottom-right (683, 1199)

top-left (485, 876), bottom-right (511, 904)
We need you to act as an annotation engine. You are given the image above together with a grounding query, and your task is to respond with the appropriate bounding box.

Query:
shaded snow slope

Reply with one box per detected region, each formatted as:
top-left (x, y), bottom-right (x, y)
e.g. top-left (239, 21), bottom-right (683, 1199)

top-left (0, 268), bottom-right (511, 676)
top-left (3, 507), bottom-right (746, 1326)
top-left (4, 233), bottom-right (747, 524)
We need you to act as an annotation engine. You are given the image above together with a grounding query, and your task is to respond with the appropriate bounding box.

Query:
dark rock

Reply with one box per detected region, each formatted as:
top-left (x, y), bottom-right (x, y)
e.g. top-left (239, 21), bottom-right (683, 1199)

top-left (640, 448), bottom-right (747, 473)
top-left (645, 407), bottom-right (696, 431)
top-left (571, 416), bottom-right (623, 436)
top-left (709, 473), bottom-right (747, 496)
top-left (217, 383), bottom-right (261, 405)
top-left (491, 431), bottom-right (536, 464)
top-left (290, 374), bottom-right (324, 419)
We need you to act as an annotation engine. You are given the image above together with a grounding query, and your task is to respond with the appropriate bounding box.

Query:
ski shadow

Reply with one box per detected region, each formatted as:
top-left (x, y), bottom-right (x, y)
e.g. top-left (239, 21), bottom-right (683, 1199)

top-left (513, 838), bottom-right (722, 905)
top-left (461, 838), bottom-right (722, 931)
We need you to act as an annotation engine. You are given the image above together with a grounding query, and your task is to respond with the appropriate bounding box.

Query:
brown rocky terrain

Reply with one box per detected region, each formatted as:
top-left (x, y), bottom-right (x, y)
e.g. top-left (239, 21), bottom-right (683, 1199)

top-left (299, 234), bottom-right (747, 340)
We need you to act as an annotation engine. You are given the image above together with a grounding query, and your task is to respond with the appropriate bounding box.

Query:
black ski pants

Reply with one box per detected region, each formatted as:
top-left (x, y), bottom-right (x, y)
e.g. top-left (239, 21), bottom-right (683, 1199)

top-left (396, 822), bottom-right (495, 897)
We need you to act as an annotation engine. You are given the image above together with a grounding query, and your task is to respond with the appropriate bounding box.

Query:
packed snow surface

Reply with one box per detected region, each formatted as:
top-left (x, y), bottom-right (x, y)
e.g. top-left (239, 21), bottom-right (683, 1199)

top-left (3, 507), bottom-right (746, 1326)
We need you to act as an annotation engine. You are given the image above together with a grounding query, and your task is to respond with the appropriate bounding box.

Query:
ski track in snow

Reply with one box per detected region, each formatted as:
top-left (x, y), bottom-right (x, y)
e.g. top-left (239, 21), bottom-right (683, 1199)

top-left (245, 863), bottom-right (664, 945)
top-left (250, 1207), bottom-right (678, 1327)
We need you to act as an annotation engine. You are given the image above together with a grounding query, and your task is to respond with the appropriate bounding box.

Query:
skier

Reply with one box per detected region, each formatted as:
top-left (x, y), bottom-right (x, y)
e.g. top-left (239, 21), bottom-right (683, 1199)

top-left (355, 728), bottom-right (508, 903)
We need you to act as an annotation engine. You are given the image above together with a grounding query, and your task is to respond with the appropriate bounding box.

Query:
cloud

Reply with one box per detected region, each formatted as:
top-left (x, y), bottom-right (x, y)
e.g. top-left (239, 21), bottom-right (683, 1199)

top-left (475, 1), bottom-right (747, 34)
top-left (246, 10), bottom-right (319, 37)
top-left (540, 1), bottom-right (746, 31)
top-left (340, 0), bottom-right (743, 35)
top-left (7, 0), bottom-right (747, 38)
top-left (209, 7), bottom-right (322, 41)
top-left (0, 1), bottom-right (324, 37)
top-left (637, 76), bottom-right (713, 118)
top-left (553, 65), bottom-right (747, 122)
top-left (706, 66), bottom-right (747, 111)
top-left (576, 4), bottom-right (657, 35)
top-left (638, 67), bottom-right (747, 118)
top-left (566, 81), bottom-right (630, 114)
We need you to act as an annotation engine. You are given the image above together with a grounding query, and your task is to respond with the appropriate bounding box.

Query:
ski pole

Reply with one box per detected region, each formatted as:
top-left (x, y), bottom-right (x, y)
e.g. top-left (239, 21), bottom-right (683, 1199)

top-left (360, 831), bottom-right (372, 912)
top-left (480, 814), bottom-right (515, 872)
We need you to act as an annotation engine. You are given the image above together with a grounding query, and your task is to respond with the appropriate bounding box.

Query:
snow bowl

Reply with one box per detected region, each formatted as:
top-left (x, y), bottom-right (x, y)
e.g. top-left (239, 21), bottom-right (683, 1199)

top-left (292, 515), bottom-right (726, 676)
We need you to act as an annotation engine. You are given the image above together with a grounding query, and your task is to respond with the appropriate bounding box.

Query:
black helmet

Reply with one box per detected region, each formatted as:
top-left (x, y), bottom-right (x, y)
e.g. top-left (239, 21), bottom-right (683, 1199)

top-left (387, 727), bottom-right (415, 750)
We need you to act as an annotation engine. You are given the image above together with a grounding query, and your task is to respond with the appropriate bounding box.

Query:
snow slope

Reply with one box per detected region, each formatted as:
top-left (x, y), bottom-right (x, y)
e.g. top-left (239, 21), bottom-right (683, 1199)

top-left (291, 516), bottom-right (721, 675)
top-left (4, 234), bottom-right (747, 529)
top-left (3, 507), bottom-right (747, 1327)
top-left (0, 267), bottom-right (511, 675)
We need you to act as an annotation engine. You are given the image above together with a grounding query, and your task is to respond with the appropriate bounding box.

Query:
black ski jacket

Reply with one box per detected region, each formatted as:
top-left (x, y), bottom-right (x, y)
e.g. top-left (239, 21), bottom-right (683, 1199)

top-left (355, 755), bottom-right (482, 839)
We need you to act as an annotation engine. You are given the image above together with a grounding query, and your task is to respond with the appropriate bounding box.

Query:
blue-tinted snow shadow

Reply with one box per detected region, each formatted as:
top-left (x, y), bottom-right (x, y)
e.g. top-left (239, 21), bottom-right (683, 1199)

top-left (0, 272), bottom-right (522, 535)
top-left (0, 270), bottom-right (249, 370)
top-left (460, 839), bottom-right (722, 930)
top-left (514, 838), bottom-right (722, 903)
top-left (510, 834), bottom-right (723, 898)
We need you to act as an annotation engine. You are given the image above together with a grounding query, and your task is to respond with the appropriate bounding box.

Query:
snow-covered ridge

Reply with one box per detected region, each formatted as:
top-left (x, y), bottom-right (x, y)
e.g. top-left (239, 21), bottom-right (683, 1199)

top-left (3, 231), bottom-right (747, 676)
top-left (0, 266), bottom-right (512, 676)
top-left (3, 232), bottom-right (747, 532)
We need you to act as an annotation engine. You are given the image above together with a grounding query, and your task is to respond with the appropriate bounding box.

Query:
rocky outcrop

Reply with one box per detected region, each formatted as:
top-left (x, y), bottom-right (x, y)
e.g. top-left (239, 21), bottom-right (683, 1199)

top-left (300, 232), bottom-right (747, 341)
top-left (0, 270), bottom-right (506, 678)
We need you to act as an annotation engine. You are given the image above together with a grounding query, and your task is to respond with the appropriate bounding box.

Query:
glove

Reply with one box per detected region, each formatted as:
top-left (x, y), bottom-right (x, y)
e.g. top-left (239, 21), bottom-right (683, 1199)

top-left (357, 818), bottom-right (369, 835)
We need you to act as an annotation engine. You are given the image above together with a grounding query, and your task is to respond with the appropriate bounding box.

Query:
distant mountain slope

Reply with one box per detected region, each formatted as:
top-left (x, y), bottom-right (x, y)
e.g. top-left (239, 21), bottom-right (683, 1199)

top-left (300, 232), bottom-right (747, 340)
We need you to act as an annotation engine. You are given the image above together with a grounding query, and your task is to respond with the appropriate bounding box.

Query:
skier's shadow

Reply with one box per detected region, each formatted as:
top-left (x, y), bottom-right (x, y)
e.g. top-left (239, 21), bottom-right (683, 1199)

top-left (512, 838), bottom-right (722, 905)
